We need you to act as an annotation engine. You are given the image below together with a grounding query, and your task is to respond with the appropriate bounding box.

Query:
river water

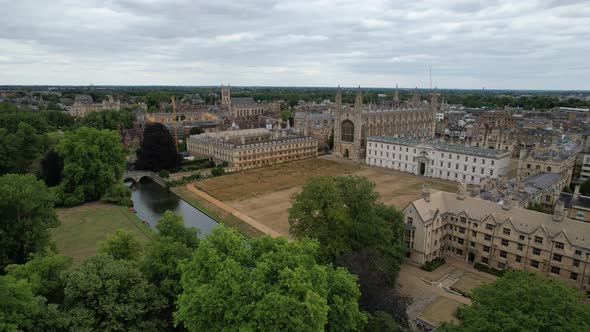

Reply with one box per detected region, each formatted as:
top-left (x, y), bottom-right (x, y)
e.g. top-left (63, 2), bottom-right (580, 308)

top-left (128, 179), bottom-right (217, 237)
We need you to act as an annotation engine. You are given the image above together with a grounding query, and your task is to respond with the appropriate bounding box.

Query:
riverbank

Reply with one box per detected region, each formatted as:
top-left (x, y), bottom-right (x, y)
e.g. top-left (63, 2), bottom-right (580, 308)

top-left (53, 202), bottom-right (154, 264)
top-left (172, 186), bottom-right (265, 238)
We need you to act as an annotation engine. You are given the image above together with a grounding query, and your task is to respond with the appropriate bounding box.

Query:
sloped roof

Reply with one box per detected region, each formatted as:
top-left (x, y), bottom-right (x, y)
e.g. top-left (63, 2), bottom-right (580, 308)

top-left (410, 191), bottom-right (590, 249)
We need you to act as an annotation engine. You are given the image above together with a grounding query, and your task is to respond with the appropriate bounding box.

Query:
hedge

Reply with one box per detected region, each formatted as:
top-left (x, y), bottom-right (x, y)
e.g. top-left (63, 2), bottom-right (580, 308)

top-left (421, 257), bottom-right (446, 272)
top-left (474, 262), bottom-right (506, 277)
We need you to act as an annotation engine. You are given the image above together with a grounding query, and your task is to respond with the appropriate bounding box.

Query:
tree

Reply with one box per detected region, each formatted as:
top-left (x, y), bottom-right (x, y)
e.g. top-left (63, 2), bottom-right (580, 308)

top-left (0, 275), bottom-right (48, 332)
top-left (0, 174), bottom-right (58, 269)
top-left (79, 109), bottom-right (136, 130)
top-left (289, 176), bottom-right (406, 277)
top-left (189, 127), bottom-right (204, 135)
top-left (156, 211), bottom-right (199, 249)
top-left (100, 183), bottom-right (131, 206)
top-left (5, 251), bottom-right (72, 305)
top-left (210, 166), bottom-right (225, 177)
top-left (61, 254), bottom-right (165, 331)
top-left (175, 226), bottom-right (366, 331)
top-left (135, 123), bottom-right (181, 172)
top-left (39, 149), bottom-right (63, 187)
top-left (98, 230), bottom-right (142, 261)
top-left (439, 270), bottom-right (590, 332)
top-left (56, 126), bottom-right (126, 206)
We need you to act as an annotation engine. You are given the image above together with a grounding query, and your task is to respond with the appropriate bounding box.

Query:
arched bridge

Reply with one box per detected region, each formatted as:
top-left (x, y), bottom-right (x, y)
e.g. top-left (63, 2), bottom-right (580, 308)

top-left (123, 171), bottom-right (167, 187)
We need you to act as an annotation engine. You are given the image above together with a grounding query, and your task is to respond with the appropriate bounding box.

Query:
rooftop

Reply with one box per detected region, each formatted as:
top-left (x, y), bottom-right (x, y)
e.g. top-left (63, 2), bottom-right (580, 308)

top-left (410, 191), bottom-right (590, 250)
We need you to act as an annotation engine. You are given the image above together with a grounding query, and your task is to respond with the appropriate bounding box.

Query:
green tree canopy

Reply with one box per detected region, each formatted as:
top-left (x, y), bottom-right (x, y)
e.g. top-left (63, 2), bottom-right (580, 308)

top-left (439, 270), bottom-right (590, 332)
top-left (61, 254), bottom-right (165, 331)
top-left (189, 126), bottom-right (204, 135)
top-left (288, 176), bottom-right (406, 277)
top-left (56, 126), bottom-right (126, 206)
top-left (5, 251), bottom-right (72, 305)
top-left (135, 123), bottom-right (181, 172)
top-left (156, 211), bottom-right (200, 249)
top-left (0, 174), bottom-right (58, 269)
top-left (0, 275), bottom-right (48, 332)
top-left (100, 182), bottom-right (132, 206)
top-left (79, 109), bottom-right (136, 130)
top-left (97, 229), bottom-right (142, 261)
top-left (175, 226), bottom-right (367, 332)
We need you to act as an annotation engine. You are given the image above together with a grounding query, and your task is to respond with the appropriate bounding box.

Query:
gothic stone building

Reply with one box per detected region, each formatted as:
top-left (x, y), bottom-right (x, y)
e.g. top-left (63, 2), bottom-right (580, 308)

top-left (334, 87), bottom-right (436, 161)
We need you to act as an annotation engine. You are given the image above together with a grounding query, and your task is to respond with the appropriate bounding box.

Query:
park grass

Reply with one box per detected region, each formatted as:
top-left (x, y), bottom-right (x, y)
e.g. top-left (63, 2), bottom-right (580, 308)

top-left (172, 186), bottom-right (264, 238)
top-left (53, 202), bottom-right (154, 264)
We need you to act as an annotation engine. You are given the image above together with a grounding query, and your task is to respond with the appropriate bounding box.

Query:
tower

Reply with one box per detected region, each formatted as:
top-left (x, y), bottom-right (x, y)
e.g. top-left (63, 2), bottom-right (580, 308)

top-left (393, 83), bottom-right (400, 103)
top-left (221, 84), bottom-right (231, 108)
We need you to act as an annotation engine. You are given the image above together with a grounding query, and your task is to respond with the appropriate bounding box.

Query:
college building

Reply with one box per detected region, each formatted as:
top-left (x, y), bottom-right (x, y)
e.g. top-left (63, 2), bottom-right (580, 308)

top-left (366, 137), bottom-right (511, 184)
top-left (187, 128), bottom-right (317, 171)
top-left (404, 187), bottom-right (590, 291)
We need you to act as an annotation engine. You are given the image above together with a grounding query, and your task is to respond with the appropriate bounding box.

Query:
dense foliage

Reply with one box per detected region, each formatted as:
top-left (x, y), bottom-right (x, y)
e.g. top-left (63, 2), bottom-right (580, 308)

top-left (136, 123), bottom-right (182, 172)
top-left (288, 176), bottom-right (408, 329)
top-left (439, 270), bottom-right (590, 332)
top-left (79, 109), bottom-right (136, 130)
top-left (0, 174), bottom-right (58, 270)
top-left (55, 126), bottom-right (126, 205)
top-left (100, 183), bottom-right (132, 206)
top-left (176, 226), bottom-right (367, 331)
top-left (98, 229), bottom-right (143, 261)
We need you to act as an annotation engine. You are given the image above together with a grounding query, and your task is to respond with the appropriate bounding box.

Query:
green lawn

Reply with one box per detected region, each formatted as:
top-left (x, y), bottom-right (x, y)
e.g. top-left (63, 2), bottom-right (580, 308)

top-left (53, 202), bottom-right (154, 264)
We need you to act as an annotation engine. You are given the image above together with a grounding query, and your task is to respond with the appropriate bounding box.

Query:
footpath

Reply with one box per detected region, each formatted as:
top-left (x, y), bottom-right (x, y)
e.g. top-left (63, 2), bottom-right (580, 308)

top-left (185, 183), bottom-right (282, 237)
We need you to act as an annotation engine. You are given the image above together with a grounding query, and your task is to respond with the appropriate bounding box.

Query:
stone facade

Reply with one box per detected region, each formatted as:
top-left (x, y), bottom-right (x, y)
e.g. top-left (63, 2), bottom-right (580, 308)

top-left (66, 95), bottom-right (120, 117)
top-left (517, 144), bottom-right (578, 187)
top-left (404, 189), bottom-right (590, 291)
top-left (187, 128), bottom-right (318, 171)
top-left (366, 137), bottom-right (510, 185)
top-left (334, 87), bottom-right (436, 161)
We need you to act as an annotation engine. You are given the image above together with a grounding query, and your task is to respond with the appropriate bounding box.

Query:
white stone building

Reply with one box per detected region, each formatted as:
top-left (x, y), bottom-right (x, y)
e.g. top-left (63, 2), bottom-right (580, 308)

top-left (366, 137), bottom-right (510, 185)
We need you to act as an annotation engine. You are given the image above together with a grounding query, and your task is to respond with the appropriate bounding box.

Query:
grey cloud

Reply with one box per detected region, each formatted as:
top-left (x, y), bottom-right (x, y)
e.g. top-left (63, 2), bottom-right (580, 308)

top-left (0, 0), bottom-right (588, 89)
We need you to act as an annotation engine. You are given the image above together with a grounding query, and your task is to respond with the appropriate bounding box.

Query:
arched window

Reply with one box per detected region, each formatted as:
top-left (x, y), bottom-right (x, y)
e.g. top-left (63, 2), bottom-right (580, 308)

top-left (341, 120), bottom-right (354, 142)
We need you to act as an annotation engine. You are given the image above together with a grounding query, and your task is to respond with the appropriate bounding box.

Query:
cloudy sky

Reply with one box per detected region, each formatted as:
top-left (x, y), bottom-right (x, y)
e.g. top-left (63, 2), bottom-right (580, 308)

top-left (1, 0), bottom-right (589, 89)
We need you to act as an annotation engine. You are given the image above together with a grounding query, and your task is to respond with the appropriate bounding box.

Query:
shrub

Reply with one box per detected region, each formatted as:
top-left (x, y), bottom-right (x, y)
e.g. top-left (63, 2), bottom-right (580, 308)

top-left (474, 262), bottom-right (506, 277)
top-left (210, 166), bottom-right (225, 177)
top-left (101, 183), bottom-right (132, 206)
top-left (159, 170), bottom-right (170, 178)
top-left (421, 257), bottom-right (446, 272)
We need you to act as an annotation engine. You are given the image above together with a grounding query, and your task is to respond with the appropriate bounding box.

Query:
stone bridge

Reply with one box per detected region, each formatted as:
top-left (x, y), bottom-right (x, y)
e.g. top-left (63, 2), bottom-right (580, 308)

top-left (123, 170), bottom-right (167, 187)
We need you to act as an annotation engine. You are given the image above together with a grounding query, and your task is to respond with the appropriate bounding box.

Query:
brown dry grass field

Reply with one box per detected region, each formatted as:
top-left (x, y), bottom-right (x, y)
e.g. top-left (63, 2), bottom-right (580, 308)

top-left (193, 156), bottom-right (457, 236)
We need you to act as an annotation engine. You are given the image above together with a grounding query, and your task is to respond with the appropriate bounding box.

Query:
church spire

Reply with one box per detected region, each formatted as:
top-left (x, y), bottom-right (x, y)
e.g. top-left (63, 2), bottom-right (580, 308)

top-left (394, 83), bottom-right (399, 102)
top-left (335, 85), bottom-right (342, 113)
top-left (354, 86), bottom-right (363, 111)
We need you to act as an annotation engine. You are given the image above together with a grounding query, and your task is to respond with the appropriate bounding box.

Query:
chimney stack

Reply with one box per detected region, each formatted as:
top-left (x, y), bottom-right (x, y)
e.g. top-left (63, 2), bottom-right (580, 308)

top-left (457, 182), bottom-right (466, 200)
top-left (553, 199), bottom-right (565, 222)
top-left (502, 193), bottom-right (513, 210)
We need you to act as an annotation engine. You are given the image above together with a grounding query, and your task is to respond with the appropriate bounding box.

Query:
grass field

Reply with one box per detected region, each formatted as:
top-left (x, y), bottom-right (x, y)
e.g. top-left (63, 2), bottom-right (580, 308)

top-left (189, 156), bottom-right (457, 236)
top-left (53, 202), bottom-right (154, 264)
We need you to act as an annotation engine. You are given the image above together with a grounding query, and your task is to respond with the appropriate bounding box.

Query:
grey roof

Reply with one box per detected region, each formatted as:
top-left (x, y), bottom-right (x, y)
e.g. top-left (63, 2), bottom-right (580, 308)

top-left (368, 136), bottom-right (511, 158)
top-left (74, 94), bottom-right (93, 104)
top-left (559, 192), bottom-right (590, 210)
top-left (523, 172), bottom-right (562, 194)
top-left (231, 97), bottom-right (257, 106)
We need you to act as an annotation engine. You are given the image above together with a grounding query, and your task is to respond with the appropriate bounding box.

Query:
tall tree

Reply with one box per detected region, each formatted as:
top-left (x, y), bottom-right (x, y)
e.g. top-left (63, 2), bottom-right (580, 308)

top-left (439, 270), bottom-right (590, 332)
top-left (56, 126), bottom-right (126, 206)
top-left (156, 211), bottom-right (199, 249)
top-left (289, 176), bottom-right (406, 278)
top-left (97, 230), bottom-right (142, 261)
top-left (61, 254), bottom-right (165, 331)
top-left (135, 123), bottom-right (181, 172)
top-left (79, 109), bottom-right (136, 130)
top-left (0, 275), bottom-right (48, 332)
top-left (0, 174), bottom-right (58, 269)
top-left (5, 251), bottom-right (72, 305)
top-left (176, 226), bottom-right (367, 332)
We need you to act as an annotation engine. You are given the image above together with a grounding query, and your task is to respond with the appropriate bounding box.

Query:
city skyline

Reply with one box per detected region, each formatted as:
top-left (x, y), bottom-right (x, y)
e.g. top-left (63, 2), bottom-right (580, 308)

top-left (1, 0), bottom-right (589, 89)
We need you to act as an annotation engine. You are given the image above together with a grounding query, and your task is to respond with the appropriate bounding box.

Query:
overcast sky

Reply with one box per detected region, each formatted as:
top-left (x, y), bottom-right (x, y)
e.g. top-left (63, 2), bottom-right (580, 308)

top-left (1, 0), bottom-right (589, 89)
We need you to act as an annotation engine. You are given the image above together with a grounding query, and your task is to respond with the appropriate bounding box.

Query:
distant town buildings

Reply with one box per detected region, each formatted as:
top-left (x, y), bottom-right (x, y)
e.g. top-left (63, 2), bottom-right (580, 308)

top-left (219, 85), bottom-right (280, 129)
top-left (404, 188), bottom-right (590, 290)
top-left (293, 112), bottom-right (335, 150)
top-left (517, 144), bottom-right (578, 187)
top-left (366, 137), bottom-right (510, 185)
top-left (187, 128), bottom-right (317, 171)
top-left (66, 95), bottom-right (120, 117)
top-left (334, 87), bottom-right (437, 161)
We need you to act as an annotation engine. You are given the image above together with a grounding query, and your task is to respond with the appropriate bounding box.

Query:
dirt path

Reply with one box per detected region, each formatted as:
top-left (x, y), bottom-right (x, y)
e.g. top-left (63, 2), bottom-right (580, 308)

top-left (185, 183), bottom-right (282, 237)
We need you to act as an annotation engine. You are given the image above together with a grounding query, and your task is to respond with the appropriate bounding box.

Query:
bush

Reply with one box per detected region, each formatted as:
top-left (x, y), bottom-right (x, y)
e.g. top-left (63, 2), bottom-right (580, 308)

top-left (159, 170), bottom-right (170, 178)
top-left (166, 173), bottom-right (202, 188)
top-left (474, 262), bottom-right (506, 277)
top-left (210, 166), bottom-right (225, 177)
top-left (101, 183), bottom-right (132, 206)
top-left (421, 257), bottom-right (446, 272)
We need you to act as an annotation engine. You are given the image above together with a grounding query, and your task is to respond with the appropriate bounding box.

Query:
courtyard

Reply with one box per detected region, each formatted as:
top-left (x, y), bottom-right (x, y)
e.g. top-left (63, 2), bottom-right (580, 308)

top-left (192, 155), bottom-right (457, 236)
